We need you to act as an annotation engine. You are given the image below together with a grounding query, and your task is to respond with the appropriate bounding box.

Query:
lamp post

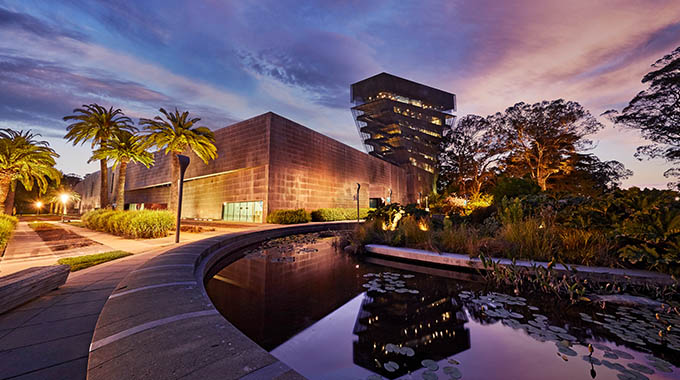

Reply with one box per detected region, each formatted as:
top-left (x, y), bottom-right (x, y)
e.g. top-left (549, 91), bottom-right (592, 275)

top-left (175, 155), bottom-right (190, 244)
top-left (356, 183), bottom-right (361, 223)
top-left (60, 194), bottom-right (68, 222)
top-left (35, 201), bottom-right (42, 215)
top-left (388, 188), bottom-right (392, 204)
top-left (425, 195), bottom-right (429, 212)
top-left (418, 191), bottom-right (422, 206)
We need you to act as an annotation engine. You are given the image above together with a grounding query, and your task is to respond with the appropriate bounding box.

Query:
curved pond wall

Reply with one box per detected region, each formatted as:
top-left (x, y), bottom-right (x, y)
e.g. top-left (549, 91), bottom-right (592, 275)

top-left (86, 222), bottom-right (355, 380)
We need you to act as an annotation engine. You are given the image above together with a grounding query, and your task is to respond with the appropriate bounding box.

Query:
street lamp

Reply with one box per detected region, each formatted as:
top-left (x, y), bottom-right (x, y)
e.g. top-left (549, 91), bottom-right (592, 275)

top-left (175, 155), bottom-right (190, 244)
top-left (60, 193), bottom-right (69, 222)
top-left (356, 183), bottom-right (361, 223)
top-left (35, 201), bottom-right (43, 215)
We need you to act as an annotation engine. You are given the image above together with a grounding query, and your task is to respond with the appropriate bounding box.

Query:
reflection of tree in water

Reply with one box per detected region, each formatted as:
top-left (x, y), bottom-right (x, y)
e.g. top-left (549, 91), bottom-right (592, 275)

top-left (352, 285), bottom-right (471, 379)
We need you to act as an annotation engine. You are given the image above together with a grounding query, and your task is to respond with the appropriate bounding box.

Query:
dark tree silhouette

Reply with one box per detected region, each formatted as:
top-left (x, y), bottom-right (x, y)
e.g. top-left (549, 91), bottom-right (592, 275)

top-left (605, 46), bottom-right (680, 188)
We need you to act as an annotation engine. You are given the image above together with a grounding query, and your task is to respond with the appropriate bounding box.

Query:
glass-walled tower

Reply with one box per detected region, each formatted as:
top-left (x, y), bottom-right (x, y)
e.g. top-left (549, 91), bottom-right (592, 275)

top-left (351, 73), bottom-right (456, 202)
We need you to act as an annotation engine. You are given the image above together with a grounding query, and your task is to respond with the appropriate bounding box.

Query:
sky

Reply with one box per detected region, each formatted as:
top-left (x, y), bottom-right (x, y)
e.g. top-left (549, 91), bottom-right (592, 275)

top-left (0, 0), bottom-right (679, 188)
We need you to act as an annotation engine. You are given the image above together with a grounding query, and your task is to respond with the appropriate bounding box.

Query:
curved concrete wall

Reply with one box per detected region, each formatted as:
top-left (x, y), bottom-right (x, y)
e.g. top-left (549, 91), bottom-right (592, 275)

top-left (87, 222), bottom-right (356, 380)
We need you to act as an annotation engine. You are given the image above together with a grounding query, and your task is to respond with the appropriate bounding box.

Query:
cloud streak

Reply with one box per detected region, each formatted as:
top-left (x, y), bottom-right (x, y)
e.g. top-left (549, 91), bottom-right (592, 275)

top-left (0, 0), bottom-right (679, 188)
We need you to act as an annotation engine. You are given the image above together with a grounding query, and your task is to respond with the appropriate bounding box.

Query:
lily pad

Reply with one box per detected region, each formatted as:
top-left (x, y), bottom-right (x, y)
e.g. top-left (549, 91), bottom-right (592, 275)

top-left (384, 361), bottom-right (399, 372)
top-left (603, 351), bottom-right (619, 359)
top-left (548, 325), bottom-right (567, 334)
top-left (443, 366), bottom-right (462, 379)
top-left (627, 363), bottom-right (654, 375)
top-left (612, 349), bottom-right (634, 360)
top-left (558, 346), bottom-right (577, 357)
top-left (422, 370), bottom-right (438, 380)
top-left (400, 347), bottom-right (415, 357)
top-left (421, 359), bottom-right (439, 371)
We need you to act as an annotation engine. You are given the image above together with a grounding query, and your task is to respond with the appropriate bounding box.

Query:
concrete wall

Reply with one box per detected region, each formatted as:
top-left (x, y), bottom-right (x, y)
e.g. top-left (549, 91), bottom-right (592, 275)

top-left (267, 113), bottom-right (406, 211)
top-left (75, 112), bottom-right (407, 222)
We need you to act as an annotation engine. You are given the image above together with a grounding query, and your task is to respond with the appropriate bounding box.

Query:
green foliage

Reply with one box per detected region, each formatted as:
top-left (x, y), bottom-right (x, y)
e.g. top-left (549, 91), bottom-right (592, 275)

top-left (491, 177), bottom-right (540, 202)
top-left (0, 129), bottom-right (61, 205)
top-left (498, 218), bottom-right (558, 261)
top-left (82, 209), bottom-right (175, 238)
top-left (434, 222), bottom-right (483, 256)
top-left (397, 215), bottom-right (433, 250)
top-left (310, 208), bottom-right (372, 222)
top-left (58, 251), bottom-right (132, 271)
top-left (28, 222), bottom-right (53, 231)
top-left (0, 214), bottom-right (18, 249)
top-left (266, 209), bottom-right (311, 224)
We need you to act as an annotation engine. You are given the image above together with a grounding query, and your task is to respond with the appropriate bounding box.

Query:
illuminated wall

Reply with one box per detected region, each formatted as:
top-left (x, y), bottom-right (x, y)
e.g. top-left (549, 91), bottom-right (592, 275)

top-left (75, 112), bottom-right (406, 221)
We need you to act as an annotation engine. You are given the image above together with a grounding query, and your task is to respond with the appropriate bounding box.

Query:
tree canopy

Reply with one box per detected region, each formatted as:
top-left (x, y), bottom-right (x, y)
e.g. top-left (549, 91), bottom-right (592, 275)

top-left (64, 104), bottom-right (136, 207)
top-left (437, 114), bottom-right (505, 197)
top-left (496, 99), bottom-right (603, 191)
top-left (0, 129), bottom-right (60, 210)
top-left (606, 46), bottom-right (680, 189)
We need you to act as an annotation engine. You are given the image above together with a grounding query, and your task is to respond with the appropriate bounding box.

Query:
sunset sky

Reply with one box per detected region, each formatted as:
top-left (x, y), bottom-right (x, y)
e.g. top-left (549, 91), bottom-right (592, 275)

top-left (1, 1), bottom-right (679, 188)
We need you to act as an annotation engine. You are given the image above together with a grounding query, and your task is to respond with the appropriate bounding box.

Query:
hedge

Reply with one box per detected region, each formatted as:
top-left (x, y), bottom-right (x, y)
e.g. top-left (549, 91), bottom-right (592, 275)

top-left (266, 209), bottom-right (311, 224)
top-left (310, 208), bottom-right (372, 222)
top-left (0, 214), bottom-right (18, 249)
top-left (82, 209), bottom-right (175, 238)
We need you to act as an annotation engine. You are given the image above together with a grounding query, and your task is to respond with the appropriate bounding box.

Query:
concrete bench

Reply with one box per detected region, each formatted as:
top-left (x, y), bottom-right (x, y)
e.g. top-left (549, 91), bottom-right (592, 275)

top-left (0, 265), bottom-right (70, 314)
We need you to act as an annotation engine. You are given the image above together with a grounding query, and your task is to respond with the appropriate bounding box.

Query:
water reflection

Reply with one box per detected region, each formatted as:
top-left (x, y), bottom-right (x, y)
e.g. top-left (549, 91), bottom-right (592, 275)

top-left (206, 235), bottom-right (680, 380)
top-left (352, 286), bottom-right (471, 378)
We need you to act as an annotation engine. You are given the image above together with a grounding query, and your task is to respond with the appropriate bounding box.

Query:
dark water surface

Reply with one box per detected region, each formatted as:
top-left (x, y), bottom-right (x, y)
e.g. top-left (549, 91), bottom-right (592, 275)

top-left (206, 236), bottom-right (680, 380)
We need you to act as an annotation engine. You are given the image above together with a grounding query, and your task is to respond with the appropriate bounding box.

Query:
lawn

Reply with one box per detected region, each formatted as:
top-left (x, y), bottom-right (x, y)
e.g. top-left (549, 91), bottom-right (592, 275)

top-left (57, 250), bottom-right (132, 271)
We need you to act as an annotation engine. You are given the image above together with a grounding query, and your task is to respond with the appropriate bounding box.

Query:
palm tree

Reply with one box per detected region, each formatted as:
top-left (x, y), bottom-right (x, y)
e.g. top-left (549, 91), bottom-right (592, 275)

top-left (0, 129), bottom-right (60, 211)
top-left (140, 108), bottom-right (217, 212)
top-left (63, 104), bottom-right (136, 208)
top-left (45, 186), bottom-right (82, 215)
top-left (90, 131), bottom-right (154, 210)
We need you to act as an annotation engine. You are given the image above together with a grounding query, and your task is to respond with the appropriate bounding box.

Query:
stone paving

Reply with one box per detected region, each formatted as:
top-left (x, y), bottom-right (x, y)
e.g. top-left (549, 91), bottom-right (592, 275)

top-left (0, 247), bottom-right (169, 379)
top-left (0, 222), bottom-right (267, 380)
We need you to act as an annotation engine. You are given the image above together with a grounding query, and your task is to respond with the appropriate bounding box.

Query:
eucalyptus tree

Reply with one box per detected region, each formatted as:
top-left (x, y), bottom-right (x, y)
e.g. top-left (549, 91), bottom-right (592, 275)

top-left (90, 131), bottom-right (154, 210)
top-left (0, 129), bottom-right (60, 210)
top-left (63, 104), bottom-right (136, 207)
top-left (496, 99), bottom-right (603, 191)
top-left (140, 108), bottom-right (217, 212)
top-left (606, 46), bottom-right (680, 188)
top-left (438, 114), bottom-right (506, 198)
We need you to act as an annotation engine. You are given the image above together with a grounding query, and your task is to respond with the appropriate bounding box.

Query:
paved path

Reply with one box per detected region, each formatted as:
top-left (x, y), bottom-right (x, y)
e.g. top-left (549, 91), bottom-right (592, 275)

top-left (0, 222), bottom-right (258, 277)
top-left (0, 222), bottom-right (266, 380)
top-left (0, 247), bottom-right (171, 379)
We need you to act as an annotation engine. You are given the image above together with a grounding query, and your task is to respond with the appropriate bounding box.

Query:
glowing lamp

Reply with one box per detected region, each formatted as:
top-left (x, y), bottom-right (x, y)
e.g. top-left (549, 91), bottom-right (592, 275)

top-left (35, 201), bottom-right (43, 208)
top-left (60, 194), bottom-right (69, 204)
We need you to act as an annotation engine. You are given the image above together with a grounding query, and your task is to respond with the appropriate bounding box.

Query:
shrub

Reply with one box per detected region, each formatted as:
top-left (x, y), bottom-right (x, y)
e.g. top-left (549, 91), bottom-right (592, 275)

top-left (435, 222), bottom-right (482, 256)
top-left (311, 208), bottom-right (372, 221)
top-left (558, 228), bottom-right (616, 267)
top-left (124, 210), bottom-right (175, 238)
top-left (498, 218), bottom-right (558, 261)
top-left (82, 210), bottom-right (175, 238)
top-left (266, 209), bottom-right (311, 224)
top-left (398, 215), bottom-right (433, 250)
top-left (491, 176), bottom-right (540, 202)
top-left (0, 214), bottom-right (18, 249)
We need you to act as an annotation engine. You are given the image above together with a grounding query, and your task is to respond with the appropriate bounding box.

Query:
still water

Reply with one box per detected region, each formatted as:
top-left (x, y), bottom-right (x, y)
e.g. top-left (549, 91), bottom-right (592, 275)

top-left (206, 235), bottom-right (680, 380)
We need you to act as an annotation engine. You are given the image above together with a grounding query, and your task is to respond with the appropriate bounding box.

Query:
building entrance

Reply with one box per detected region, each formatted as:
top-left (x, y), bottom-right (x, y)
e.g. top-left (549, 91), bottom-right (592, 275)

top-left (222, 201), bottom-right (263, 223)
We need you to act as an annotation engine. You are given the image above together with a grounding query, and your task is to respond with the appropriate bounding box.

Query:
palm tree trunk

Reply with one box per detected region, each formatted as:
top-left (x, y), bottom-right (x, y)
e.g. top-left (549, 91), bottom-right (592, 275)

top-left (116, 162), bottom-right (128, 211)
top-left (50, 202), bottom-right (54, 214)
top-left (0, 175), bottom-right (11, 213)
top-left (168, 152), bottom-right (179, 212)
top-left (100, 159), bottom-right (109, 208)
top-left (4, 187), bottom-right (15, 214)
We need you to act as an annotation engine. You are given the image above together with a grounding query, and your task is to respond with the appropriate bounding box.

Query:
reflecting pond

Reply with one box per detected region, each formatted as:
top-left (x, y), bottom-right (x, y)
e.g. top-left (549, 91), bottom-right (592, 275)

top-left (205, 234), bottom-right (680, 380)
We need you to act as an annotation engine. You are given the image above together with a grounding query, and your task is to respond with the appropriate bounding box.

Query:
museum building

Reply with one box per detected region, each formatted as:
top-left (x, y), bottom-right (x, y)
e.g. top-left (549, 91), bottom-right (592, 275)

top-left (75, 74), bottom-right (455, 223)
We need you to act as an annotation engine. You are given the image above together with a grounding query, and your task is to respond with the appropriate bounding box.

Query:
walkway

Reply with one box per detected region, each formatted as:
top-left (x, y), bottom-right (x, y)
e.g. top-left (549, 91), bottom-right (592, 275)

top-left (0, 222), bottom-right (259, 277)
top-left (0, 246), bottom-right (171, 379)
top-left (0, 222), bottom-right (267, 380)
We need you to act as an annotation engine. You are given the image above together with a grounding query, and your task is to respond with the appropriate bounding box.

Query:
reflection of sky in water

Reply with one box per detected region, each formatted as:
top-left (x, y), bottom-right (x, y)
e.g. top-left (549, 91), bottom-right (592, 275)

top-left (272, 293), bottom-right (374, 380)
top-left (272, 293), bottom-right (679, 380)
top-left (208, 238), bottom-right (680, 380)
